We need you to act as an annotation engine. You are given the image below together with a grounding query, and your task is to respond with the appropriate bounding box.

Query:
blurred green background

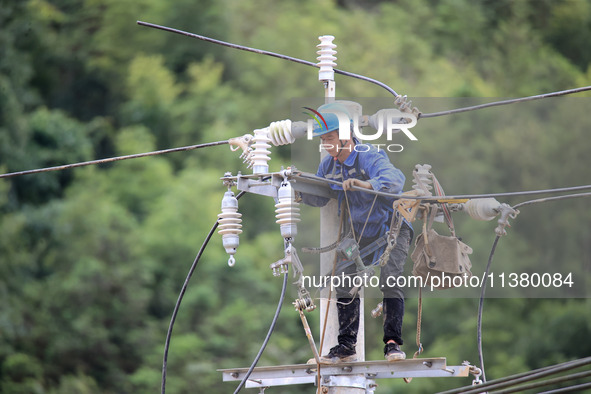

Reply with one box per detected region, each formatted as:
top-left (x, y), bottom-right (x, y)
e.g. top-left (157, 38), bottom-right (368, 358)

top-left (1, 0), bottom-right (591, 392)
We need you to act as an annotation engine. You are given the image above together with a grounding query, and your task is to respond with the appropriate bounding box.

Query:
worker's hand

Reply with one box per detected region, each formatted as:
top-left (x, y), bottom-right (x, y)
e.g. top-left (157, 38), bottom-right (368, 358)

top-left (342, 178), bottom-right (373, 191)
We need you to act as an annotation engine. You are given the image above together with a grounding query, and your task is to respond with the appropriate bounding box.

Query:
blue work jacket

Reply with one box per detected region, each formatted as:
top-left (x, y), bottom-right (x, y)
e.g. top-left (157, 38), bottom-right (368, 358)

top-left (302, 141), bottom-right (406, 239)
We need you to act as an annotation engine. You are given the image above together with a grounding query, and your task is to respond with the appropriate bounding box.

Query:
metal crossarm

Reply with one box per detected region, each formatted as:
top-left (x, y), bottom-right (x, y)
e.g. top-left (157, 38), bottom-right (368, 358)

top-left (220, 358), bottom-right (470, 389)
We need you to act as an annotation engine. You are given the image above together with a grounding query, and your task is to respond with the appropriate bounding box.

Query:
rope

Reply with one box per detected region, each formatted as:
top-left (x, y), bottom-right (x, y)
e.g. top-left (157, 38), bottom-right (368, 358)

top-left (403, 287), bottom-right (424, 384)
top-left (0, 140), bottom-right (229, 179)
top-left (234, 269), bottom-right (288, 393)
top-left (357, 194), bottom-right (378, 242)
top-left (342, 189), bottom-right (357, 242)
top-left (161, 190), bottom-right (246, 394)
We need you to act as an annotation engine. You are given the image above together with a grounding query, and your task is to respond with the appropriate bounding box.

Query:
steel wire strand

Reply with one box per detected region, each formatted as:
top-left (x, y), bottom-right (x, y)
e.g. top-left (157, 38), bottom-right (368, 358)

top-left (234, 270), bottom-right (289, 393)
top-left (0, 140), bottom-right (229, 179)
top-left (161, 190), bottom-right (246, 394)
top-left (136, 21), bottom-right (399, 97)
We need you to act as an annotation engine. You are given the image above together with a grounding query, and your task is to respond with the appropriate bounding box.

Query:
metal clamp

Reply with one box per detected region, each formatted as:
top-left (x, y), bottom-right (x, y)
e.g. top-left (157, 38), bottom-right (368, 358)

top-left (495, 203), bottom-right (519, 236)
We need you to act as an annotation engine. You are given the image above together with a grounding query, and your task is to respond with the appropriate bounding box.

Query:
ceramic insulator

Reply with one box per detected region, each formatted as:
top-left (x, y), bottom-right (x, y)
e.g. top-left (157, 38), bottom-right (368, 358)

top-left (275, 181), bottom-right (300, 239)
top-left (464, 198), bottom-right (501, 221)
top-left (249, 128), bottom-right (272, 174)
top-left (412, 164), bottom-right (433, 195)
top-left (317, 35), bottom-right (337, 81)
top-left (268, 119), bottom-right (294, 146)
top-left (218, 190), bottom-right (242, 266)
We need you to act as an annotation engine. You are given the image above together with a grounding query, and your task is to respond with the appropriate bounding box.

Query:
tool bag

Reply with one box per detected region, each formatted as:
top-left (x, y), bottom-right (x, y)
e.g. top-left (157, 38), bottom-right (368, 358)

top-left (411, 205), bottom-right (473, 290)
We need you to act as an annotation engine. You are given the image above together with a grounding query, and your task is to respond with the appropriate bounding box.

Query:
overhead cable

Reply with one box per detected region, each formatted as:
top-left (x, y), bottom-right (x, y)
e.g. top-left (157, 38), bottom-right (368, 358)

top-left (161, 190), bottom-right (246, 394)
top-left (420, 86), bottom-right (591, 118)
top-left (437, 356), bottom-right (591, 394)
top-left (512, 192), bottom-right (591, 209)
top-left (293, 172), bottom-right (591, 201)
top-left (476, 235), bottom-right (500, 383)
top-left (234, 270), bottom-right (288, 393)
top-left (0, 140), bottom-right (229, 179)
top-left (136, 21), bottom-right (400, 97)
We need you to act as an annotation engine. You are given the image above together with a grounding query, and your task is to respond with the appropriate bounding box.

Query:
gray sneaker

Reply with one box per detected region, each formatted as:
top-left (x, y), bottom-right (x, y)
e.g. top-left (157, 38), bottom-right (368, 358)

top-left (318, 344), bottom-right (357, 363)
top-left (384, 342), bottom-right (406, 361)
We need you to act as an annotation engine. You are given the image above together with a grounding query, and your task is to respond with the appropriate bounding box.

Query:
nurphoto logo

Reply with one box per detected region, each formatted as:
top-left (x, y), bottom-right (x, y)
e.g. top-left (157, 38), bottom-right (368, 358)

top-left (303, 105), bottom-right (418, 153)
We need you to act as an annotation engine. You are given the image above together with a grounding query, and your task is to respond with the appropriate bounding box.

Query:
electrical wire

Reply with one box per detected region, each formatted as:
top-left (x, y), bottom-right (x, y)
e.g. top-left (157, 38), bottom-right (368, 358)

top-left (476, 235), bottom-right (500, 383)
top-left (136, 21), bottom-right (399, 97)
top-left (420, 85), bottom-right (591, 118)
top-left (0, 140), bottom-right (229, 179)
top-left (292, 172), bottom-right (591, 201)
top-left (161, 190), bottom-right (246, 394)
top-left (136, 22), bottom-right (591, 116)
top-left (234, 270), bottom-right (288, 393)
top-left (474, 190), bottom-right (591, 389)
top-left (437, 357), bottom-right (591, 394)
top-left (512, 191), bottom-right (591, 210)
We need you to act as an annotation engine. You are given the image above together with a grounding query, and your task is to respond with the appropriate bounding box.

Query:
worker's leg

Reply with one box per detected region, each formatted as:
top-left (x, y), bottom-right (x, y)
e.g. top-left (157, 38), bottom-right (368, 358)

top-left (380, 223), bottom-right (413, 359)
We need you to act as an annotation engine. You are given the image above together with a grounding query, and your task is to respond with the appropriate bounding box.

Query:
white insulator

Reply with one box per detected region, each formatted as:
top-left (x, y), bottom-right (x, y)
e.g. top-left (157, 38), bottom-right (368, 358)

top-left (317, 35), bottom-right (337, 81)
top-left (218, 190), bottom-right (242, 266)
top-left (464, 198), bottom-right (501, 221)
top-left (275, 181), bottom-right (301, 239)
top-left (268, 119), bottom-right (294, 146)
top-left (249, 128), bottom-right (271, 174)
top-left (412, 164), bottom-right (433, 195)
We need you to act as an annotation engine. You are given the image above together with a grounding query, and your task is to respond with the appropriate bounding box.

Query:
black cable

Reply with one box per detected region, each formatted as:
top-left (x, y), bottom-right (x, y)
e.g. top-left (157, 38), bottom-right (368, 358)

top-left (495, 370), bottom-right (591, 394)
top-left (512, 191), bottom-right (591, 210)
top-left (420, 85), bottom-right (591, 118)
top-left (234, 270), bottom-right (289, 393)
top-left (0, 140), bottom-right (229, 179)
top-left (476, 235), bottom-right (500, 383)
top-left (437, 357), bottom-right (591, 394)
top-left (136, 21), bottom-right (399, 97)
top-left (161, 190), bottom-right (246, 394)
top-left (293, 172), bottom-right (591, 201)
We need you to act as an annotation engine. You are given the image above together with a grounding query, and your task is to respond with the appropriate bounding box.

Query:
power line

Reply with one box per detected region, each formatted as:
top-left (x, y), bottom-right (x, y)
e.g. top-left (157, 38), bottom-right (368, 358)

top-left (136, 21), bottom-right (400, 97)
top-left (477, 235), bottom-right (500, 383)
top-left (420, 86), bottom-right (591, 118)
top-left (512, 192), bottom-right (591, 209)
top-left (161, 190), bottom-right (246, 394)
top-left (234, 270), bottom-right (288, 393)
top-left (293, 172), bottom-right (591, 201)
top-left (437, 357), bottom-right (591, 394)
top-left (0, 140), bottom-right (228, 179)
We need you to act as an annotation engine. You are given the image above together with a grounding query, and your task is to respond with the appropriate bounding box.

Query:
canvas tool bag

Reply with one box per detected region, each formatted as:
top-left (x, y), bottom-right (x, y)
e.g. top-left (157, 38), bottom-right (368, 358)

top-left (411, 206), bottom-right (473, 289)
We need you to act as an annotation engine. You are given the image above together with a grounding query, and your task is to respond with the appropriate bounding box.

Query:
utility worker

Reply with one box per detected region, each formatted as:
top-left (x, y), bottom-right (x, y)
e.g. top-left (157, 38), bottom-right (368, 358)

top-left (301, 102), bottom-right (413, 363)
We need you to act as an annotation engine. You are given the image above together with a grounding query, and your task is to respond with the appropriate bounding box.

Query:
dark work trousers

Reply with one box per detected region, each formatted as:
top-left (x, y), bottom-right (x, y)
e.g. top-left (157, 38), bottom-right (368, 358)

top-left (335, 223), bottom-right (413, 347)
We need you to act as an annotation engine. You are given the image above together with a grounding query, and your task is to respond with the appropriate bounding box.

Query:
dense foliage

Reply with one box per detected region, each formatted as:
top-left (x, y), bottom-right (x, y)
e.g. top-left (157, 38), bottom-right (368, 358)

top-left (1, 0), bottom-right (590, 393)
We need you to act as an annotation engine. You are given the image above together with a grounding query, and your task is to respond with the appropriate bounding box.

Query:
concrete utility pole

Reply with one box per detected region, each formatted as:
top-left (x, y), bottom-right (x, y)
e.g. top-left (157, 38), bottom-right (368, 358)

top-left (317, 35), bottom-right (366, 393)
